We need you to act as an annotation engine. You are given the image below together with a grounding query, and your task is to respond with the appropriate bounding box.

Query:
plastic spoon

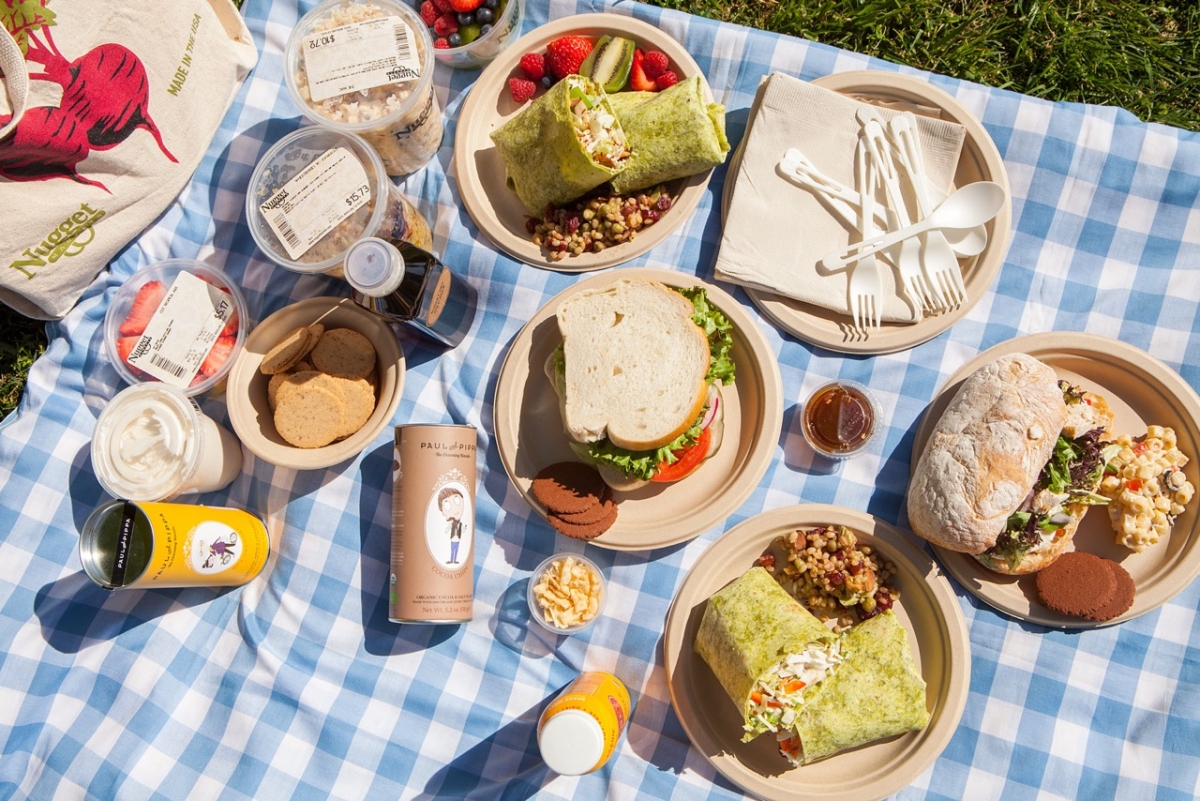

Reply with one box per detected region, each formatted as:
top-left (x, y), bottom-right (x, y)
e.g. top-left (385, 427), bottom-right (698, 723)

top-left (820, 180), bottom-right (1007, 272)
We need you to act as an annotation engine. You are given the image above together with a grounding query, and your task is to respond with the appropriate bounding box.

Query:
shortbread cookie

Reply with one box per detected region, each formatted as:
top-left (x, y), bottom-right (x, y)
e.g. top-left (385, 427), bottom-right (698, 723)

top-left (260, 326), bottom-right (314, 375)
top-left (273, 371), bottom-right (346, 448)
top-left (310, 328), bottom-right (376, 379)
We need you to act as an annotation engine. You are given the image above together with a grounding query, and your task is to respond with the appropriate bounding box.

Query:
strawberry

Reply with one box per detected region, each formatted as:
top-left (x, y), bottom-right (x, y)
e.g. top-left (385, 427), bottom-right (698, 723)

top-left (220, 306), bottom-right (240, 339)
top-left (519, 52), bottom-right (547, 82)
top-left (545, 35), bottom-right (593, 80)
top-left (116, 335), bottom-right (140, 364)
top-left (119, 280), bottom-right (166, 336)
top-left (655, 70), bottom-right (679, 90)
top-left (433, 13), bottom-right (458, 37)
top-left (200, 336), bottom-right (236, 378)
top-left (508, 77), bottom-right (537, 104)
top-left (450, 0), bottom-right (482, 10)
top-left (642, 50), bottom-right (670, 80)
top-left (419, 0), bottom-right (439, 26)
top-left (628, 49), bottom-right (657, 92)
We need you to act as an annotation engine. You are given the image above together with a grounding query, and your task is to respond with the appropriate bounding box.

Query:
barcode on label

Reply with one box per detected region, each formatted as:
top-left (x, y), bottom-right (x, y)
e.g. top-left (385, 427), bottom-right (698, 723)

top-left (150, 354), bottom-right (189, 379)
top-left (394, 22), bottom-right (411, 60)
top-left (271, 212), bottom-right (301, 250)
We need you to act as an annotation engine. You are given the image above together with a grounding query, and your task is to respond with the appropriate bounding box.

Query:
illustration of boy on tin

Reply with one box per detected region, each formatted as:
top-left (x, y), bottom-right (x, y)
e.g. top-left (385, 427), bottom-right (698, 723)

top-left (439, 486), bottom-right (466, 565)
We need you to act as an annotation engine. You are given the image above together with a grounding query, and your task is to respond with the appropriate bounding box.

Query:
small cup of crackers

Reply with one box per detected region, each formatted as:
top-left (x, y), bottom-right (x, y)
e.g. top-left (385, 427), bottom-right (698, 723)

top-left (527, 553), bottom-right (606, 635)
top-left (227, 297), bottom-right (405, 470)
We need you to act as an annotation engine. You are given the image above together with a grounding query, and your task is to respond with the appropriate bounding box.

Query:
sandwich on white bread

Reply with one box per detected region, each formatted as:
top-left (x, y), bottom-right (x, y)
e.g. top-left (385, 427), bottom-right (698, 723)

top-left (908, 353), bottom-right (1118, 575)
top-left (547, 278), bottom-right (736, 490)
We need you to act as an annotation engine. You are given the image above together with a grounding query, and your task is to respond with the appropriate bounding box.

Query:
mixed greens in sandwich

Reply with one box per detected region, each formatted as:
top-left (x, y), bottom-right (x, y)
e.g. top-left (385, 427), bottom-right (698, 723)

top-left (977, 380), bottom-right (1120, 573)
top-left (548, 278), bottom-right (735, 490)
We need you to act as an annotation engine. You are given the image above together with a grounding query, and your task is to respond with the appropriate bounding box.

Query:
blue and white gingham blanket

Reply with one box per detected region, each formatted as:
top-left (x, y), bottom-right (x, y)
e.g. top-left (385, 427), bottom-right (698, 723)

top-left (2, 0), bottom-right (1198, 798)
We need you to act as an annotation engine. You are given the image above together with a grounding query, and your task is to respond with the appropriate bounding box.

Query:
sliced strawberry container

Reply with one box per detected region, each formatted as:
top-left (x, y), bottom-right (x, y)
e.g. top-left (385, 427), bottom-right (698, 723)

top-left (430, 0), bottom-right (524, 69)
top-left (103, 259), bottom-right (250, 397)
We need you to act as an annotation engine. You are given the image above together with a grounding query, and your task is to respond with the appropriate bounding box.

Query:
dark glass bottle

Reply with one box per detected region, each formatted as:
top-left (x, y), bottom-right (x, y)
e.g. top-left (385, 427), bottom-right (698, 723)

top-left (344, 237), bottom-right (476, 348)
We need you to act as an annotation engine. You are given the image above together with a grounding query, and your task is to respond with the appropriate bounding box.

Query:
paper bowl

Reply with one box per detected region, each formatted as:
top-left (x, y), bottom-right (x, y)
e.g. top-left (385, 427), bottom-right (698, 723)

top-left (527, 553), bottom-right (606, 635)
top-left (226, 297), bottom-right (405, 470)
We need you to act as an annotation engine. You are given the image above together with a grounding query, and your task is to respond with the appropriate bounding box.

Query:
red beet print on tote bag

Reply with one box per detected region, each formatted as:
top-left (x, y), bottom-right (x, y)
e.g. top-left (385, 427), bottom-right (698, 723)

top-left (0, 0), bottom-right (175, 192)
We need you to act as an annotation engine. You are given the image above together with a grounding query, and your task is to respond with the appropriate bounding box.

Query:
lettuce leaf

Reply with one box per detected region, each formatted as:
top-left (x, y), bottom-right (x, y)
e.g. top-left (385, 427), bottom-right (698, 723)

top-left (676, 286), bottom-right (736, 386)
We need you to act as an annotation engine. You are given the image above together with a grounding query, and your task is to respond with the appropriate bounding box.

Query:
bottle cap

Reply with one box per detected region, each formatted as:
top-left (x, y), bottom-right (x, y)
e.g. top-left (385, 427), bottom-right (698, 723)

top-left (538, 709), bottom-right (605, 775)
top-left (345, 237), bottom-right (404, 297)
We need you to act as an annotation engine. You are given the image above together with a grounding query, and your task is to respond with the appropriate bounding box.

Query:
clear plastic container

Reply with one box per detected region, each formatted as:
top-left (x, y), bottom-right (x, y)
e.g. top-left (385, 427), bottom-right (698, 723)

top-left (527, 553), bottom-right (606, 635)
top-left (91, 383), bottom-right (243, 502)
top-left (800, 379), bottom-right (881, 460)
top-left (284, 0), bottom-right (443, 176)
top-left (103, 259), bottom-right (249, 397)
top-left (433, 0), bottom-right (525, 69)
top-left (246, 127), bottom-right (433, 276)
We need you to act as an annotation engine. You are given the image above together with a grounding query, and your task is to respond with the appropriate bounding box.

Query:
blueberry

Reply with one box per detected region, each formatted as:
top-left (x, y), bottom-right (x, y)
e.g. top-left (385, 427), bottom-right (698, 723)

top-left (480, 23), bottom-right (493, 35)
top-left (448, 32), bottom-right (462, 47)
top-left (475, 7), bottom-right (493, 24)
top-left (484, 0), bottom-right (498, 7)
top-left (457, 11), bottom-right (474, 25)
top-left (541, 75), bottom-right (552, 88)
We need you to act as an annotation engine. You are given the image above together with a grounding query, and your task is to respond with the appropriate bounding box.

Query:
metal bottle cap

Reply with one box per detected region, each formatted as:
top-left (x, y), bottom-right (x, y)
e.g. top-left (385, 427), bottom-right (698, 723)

top-left (345, 237), bottom-right (405, 297)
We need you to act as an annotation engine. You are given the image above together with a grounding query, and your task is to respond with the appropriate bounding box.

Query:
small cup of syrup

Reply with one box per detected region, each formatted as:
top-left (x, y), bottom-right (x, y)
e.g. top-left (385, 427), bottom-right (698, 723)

top-left (801, 380), bottom-right (880, 459)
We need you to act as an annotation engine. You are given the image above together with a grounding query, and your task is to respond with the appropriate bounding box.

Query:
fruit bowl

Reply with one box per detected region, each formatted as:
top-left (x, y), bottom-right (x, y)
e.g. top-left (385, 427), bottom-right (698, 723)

top-left (430, 0), bottom-right (524, 69)
top-left (103, 259), bottom-right (250, 398)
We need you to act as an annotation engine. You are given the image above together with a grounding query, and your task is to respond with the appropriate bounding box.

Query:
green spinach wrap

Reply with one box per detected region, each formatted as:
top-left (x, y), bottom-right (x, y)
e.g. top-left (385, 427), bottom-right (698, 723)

top-left (785, 610), bottom-right (929, 765)
top-left (490, 75), bottom-right (629, 214)
top-left (608, 76), bottom-right (730, 195)
top-left (693, 567), bottom-right (838, 741)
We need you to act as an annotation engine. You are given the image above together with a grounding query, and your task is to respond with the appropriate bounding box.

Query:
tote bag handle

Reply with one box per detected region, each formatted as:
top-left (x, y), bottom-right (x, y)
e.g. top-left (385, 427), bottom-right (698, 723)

top-left (0, 24), bottom-right (29, 140)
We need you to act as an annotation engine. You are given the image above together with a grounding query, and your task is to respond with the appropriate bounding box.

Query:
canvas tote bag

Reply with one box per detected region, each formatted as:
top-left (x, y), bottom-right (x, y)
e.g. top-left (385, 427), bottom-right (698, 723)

top-left (0, 0), bottom-right (258, 320)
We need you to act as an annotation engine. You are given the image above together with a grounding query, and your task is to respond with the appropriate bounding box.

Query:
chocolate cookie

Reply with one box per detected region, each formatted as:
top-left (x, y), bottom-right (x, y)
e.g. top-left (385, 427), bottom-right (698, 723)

top-left (532, 462), bottom-right (608, 514)
top-left (549, 500), bottom-right (619, 540)
top-left (557, 491), bottom-right (616, 526)
top-left (1035, 551), bottom-right (1117, 618)
top-left (1084, 560), bottom-right (1136, 622)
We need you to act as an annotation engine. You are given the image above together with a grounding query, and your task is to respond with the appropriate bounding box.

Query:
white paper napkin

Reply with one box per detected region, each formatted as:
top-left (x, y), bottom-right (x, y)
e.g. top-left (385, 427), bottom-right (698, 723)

top-left (715, 72), bottom-right (967, 323)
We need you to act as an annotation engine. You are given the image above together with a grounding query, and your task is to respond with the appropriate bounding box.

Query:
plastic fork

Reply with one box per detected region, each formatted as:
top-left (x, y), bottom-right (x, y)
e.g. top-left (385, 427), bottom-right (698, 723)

top-left (856, 108), bottom-right (943, 312)
top-left (778, 148), bottom-right (889, 231)
top-left (848, 142), bottom-right (884, 332)
top-left (887, 113), bottom-right (968, 308)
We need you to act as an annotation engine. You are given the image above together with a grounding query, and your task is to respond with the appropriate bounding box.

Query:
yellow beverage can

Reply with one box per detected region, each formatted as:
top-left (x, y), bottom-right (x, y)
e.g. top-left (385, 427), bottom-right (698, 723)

top-left (537, 671), bottom-right (631, 775)
top-left (80, 499), bottom-right (270, 589)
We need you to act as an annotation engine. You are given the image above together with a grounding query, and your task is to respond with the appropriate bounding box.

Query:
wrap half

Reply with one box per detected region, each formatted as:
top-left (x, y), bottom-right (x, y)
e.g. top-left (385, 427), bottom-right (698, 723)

top-left (490, 75), bottom-right (629, 214)
top-left (608, 76), bottom-right (730, 195)
top-left (693, 567), bottom-right (837, 741)
top-left (786, 610), bottom-right (929, 764)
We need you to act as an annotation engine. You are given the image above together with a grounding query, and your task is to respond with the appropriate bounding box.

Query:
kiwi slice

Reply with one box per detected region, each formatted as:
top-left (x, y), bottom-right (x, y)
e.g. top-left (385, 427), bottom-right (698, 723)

top-left (583, 35), bottom-right (635, 93)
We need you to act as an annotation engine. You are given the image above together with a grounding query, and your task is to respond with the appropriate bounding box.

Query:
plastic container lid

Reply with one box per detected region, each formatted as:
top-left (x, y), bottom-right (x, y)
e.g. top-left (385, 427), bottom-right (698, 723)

top-left (92, 384), bottom-right (201, 501)
top-left (538, 709), bottom-right (604, 776)
top-left (245, 127), bottom-right (390, 274)
top-left (103, 259), bottom-right (249, 398)
top-left (344, 237), bottom-right (405, 296)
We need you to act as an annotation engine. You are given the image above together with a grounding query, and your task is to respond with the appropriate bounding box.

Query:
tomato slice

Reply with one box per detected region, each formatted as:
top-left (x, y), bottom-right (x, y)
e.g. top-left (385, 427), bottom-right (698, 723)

top-left (652, 426), bottom-right (712, 483)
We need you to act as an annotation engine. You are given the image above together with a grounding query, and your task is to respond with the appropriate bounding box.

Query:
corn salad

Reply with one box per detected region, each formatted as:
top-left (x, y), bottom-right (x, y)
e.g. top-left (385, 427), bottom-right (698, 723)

top-left (1099, 425), bottom-right (1195, 552)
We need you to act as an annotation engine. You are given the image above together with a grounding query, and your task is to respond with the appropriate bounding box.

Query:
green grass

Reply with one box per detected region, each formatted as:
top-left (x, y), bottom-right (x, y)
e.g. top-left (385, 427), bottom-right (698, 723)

top-left (1, 0), bottom-right (1197, 419)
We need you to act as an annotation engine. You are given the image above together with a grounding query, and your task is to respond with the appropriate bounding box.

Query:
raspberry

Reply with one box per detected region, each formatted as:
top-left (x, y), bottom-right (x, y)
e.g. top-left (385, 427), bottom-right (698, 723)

top-left (545, 35), bottom-right (594, 80)
top-left (419, 0), bottom-right (439, 26)
top-left (434, 37), bottom-right (451, 49)
top-left (642, 50), bottom-right (670, 80)
top-left (433, 0), bottom-right (454, 12)
top-left (450, 0), bottom-right (482, 10)
top-left (655, 70), bottom-right (679, 90)
top-left (508, 77), bottom-right (537, 104)
top-left (433, 13), bottom-right (458, 37)
top-left (519, 52), bottom-right (547, 82)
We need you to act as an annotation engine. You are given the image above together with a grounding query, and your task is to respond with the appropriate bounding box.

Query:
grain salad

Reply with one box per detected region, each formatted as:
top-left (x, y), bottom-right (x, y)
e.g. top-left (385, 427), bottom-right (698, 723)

top-left (528, 186), bottom-right (674, 259)
top-left (1099, 426), bottom-right (1195, 552)
top-left (758, 524), bottom-right (898, 632)
top-left (287, 0), bottom-right (443, 175)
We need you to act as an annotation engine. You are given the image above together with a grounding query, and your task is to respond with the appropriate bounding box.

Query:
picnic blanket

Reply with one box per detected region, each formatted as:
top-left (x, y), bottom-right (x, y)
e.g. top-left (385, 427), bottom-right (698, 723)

top-left (1, 0), bottom-right (1197, 798)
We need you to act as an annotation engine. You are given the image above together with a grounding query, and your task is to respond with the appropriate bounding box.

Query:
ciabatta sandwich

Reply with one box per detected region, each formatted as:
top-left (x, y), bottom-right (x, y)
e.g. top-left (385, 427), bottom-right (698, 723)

top-left (907, 353), bottom-right (1118, 574)
top-left (546, 278), bottom-right (735, 490)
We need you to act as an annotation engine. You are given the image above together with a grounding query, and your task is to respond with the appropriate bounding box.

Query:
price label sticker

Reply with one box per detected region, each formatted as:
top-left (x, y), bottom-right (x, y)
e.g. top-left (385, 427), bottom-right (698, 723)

top-left (259, 147), bottom-right (372, 261)
top-left (302, 16), bottom-right (422, 102)
top-left (126, 272), bottom-right (236, 388)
